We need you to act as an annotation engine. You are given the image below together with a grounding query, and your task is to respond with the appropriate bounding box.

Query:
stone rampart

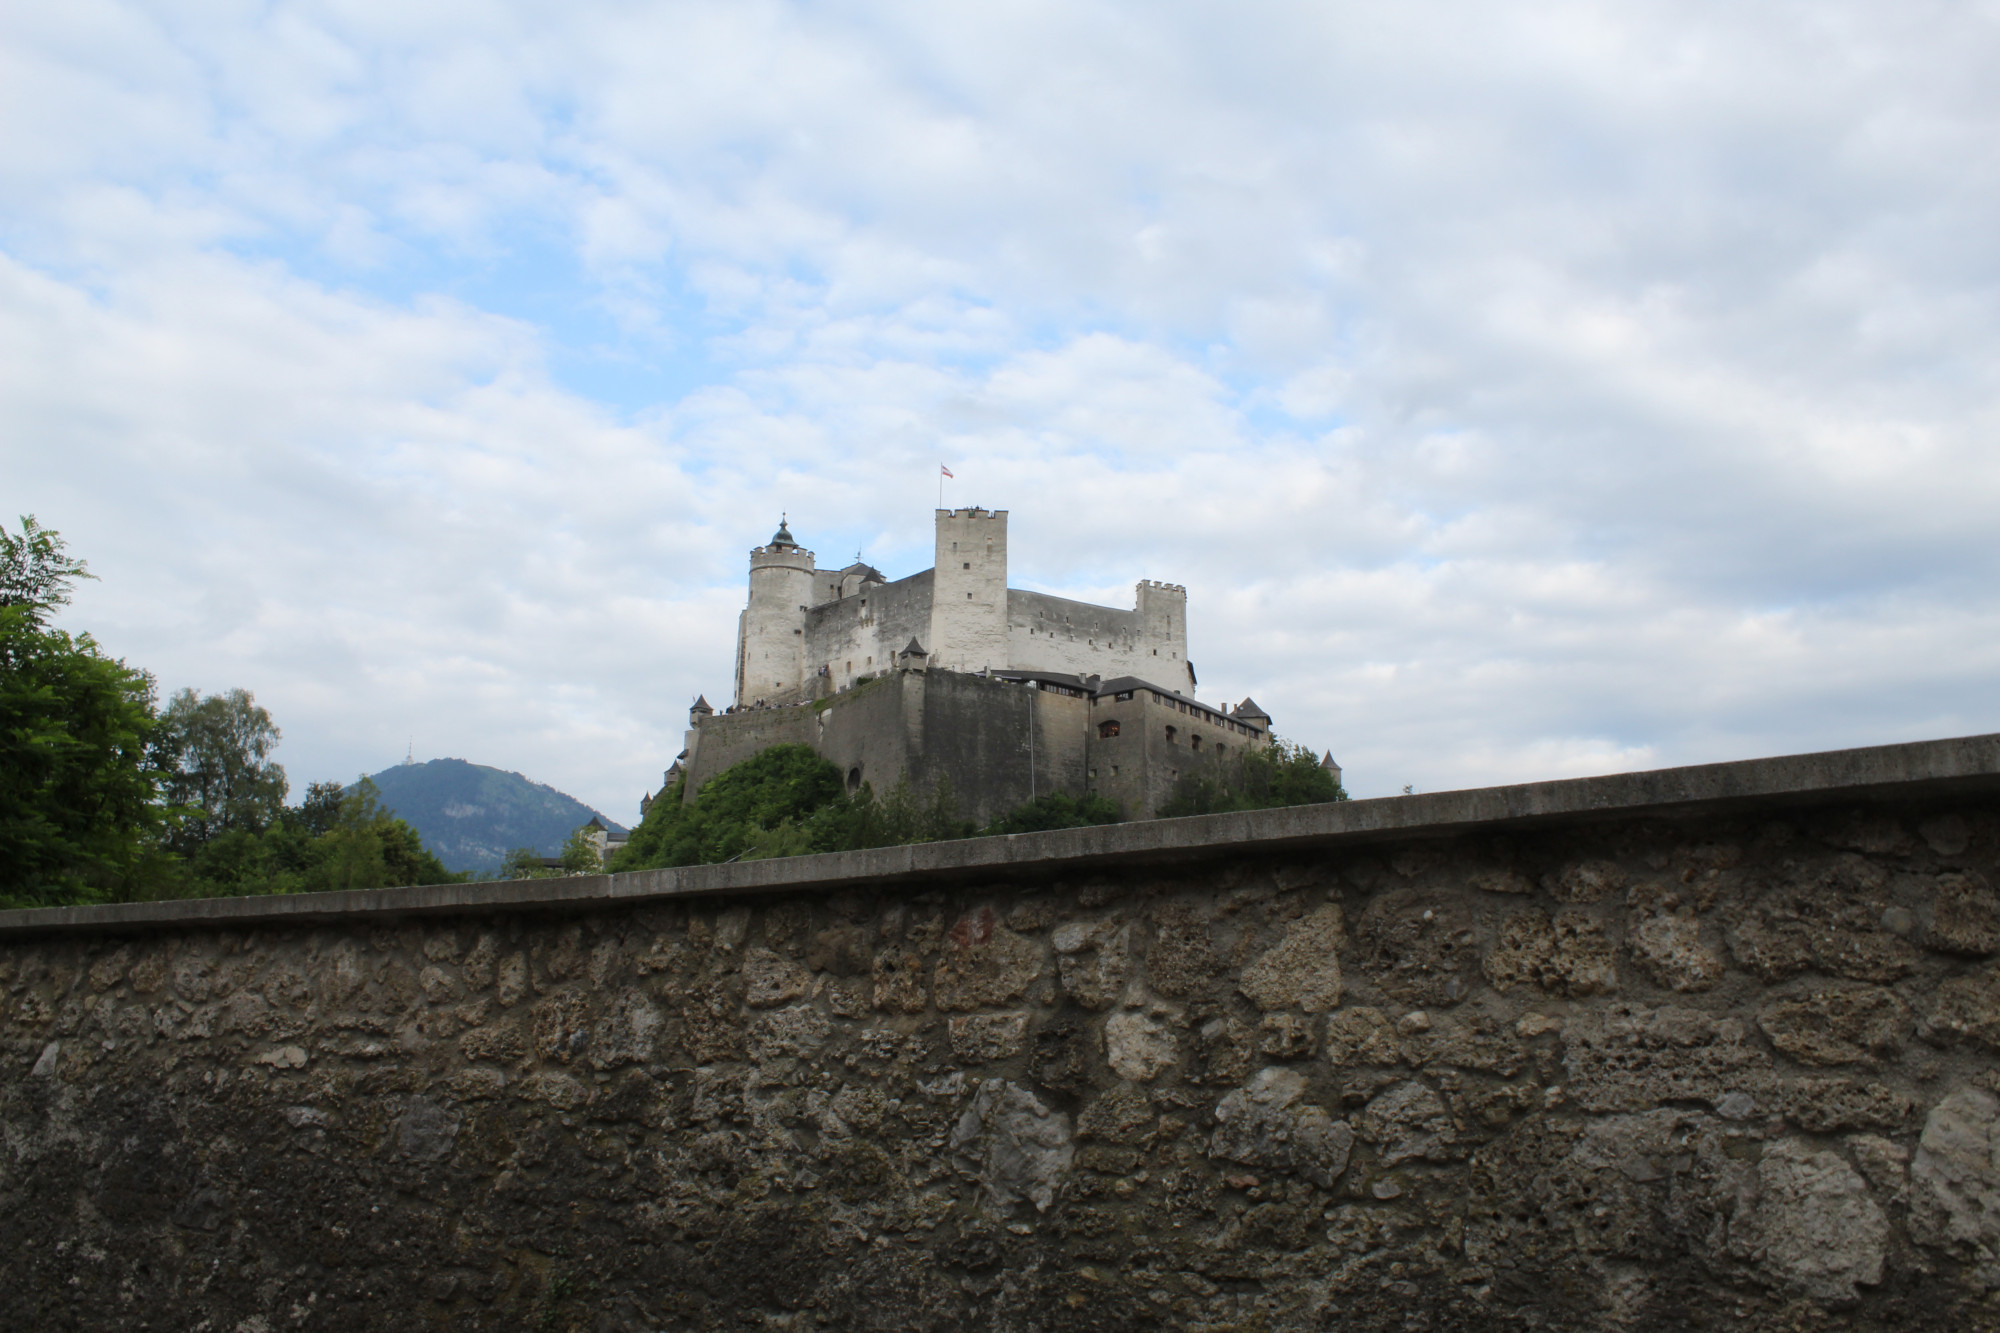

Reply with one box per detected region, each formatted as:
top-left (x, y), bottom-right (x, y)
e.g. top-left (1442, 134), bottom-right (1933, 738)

top-left (8, 734), bottom-right (2000, 1330)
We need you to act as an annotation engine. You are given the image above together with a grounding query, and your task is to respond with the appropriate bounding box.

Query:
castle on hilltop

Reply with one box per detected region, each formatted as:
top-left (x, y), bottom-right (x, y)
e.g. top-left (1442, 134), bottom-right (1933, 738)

top-left (665, 508), bottom-right (1331, 823)
top-left (734, 508), bottom-right (1194, 705)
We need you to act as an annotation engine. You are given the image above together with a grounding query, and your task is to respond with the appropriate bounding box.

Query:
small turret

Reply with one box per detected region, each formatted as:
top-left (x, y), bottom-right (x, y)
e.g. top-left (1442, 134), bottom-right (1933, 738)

top-left (897, 638), bottom-right (930, 669)
top-left (1234, 697), bottom-right (1272, 732)
top-left (690, 694), bottom-right (713, 722)
top-left (1321, 751), bottom-right (1343, 787)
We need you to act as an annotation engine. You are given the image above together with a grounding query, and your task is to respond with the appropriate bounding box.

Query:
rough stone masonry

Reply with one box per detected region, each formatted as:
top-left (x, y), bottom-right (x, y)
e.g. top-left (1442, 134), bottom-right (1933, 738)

top-left (8, 736), bottom-right (2000, 1331)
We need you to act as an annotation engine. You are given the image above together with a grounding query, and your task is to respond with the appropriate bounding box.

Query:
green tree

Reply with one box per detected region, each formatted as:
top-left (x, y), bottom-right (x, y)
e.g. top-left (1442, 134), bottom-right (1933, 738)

top-left (0, 514), bottom-right (94, 627)
top-left (151, 687), bottom-right (288, 850)
top-left (559, 823), bottom-right (604, 874)
top-left (0, 517), bottom-right (170, 906)
top-left (0, 604), bottom-right (170, 906)
top-left (611, 745), bottom-right (845, 870)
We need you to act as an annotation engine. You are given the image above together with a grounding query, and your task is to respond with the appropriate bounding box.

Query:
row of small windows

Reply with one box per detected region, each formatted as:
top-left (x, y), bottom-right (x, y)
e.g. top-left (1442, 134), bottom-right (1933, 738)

top-left (1097, 718), bottom-right (1223, 755)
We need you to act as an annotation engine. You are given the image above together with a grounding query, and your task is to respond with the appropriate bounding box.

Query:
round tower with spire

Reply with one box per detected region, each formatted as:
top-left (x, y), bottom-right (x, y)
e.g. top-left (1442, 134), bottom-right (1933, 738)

top-left (735, 515), bottom-right (817, 707)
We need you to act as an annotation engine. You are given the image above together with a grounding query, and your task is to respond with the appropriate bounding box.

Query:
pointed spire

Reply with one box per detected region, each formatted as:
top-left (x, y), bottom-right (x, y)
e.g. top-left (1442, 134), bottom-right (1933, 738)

top-left (691, 694), bottom-right (713, 716)
top-left (770, 513), bottom-right (796, 547)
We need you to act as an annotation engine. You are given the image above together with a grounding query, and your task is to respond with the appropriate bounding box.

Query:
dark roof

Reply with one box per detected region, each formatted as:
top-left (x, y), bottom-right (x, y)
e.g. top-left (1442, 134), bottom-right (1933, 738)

top-left (1322, 751), bottom-right (1341, 769)
top-left (841, 561), bottom-right (887, 583)
top-left (993, 669), bottom-right (1095, 691)
top-left (900, 638), bottom-right (928, 656)
top-left (770, 516), bottom-right (796, 547)
top-left (690, 694), bottom-right (712, 713)
top-left (1234, 697), bottom-right (1271, 721)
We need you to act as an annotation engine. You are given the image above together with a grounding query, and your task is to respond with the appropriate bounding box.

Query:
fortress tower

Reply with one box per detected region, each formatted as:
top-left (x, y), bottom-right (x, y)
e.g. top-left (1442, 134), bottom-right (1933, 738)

top-left (734, 518), bottom-right (816, 707)
top-left (928, 508), bottom-right (1010, 673)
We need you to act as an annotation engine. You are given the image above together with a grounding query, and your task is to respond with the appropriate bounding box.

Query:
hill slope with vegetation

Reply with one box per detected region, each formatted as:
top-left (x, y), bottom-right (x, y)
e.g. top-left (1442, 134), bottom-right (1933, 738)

top-left (365, 758), bottom-right (625, 874)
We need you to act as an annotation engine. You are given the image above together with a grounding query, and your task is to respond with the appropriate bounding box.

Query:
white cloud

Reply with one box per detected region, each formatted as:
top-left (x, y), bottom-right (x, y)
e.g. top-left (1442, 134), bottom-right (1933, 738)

top-left (5, 1), bottom-right (2000, 816)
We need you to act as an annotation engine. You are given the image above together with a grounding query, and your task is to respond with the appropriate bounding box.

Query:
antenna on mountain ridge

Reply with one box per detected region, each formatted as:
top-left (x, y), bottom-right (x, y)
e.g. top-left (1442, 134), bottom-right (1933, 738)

top-left (404, 737), bottom-right (414, 767)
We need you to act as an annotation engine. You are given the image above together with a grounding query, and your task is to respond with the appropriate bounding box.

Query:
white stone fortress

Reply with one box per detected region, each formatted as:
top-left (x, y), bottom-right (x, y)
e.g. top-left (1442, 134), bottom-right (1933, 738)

top-left (667, 507), bottom-right (1328, 824)
top-left (735, 508), bottom-right (1195, 707)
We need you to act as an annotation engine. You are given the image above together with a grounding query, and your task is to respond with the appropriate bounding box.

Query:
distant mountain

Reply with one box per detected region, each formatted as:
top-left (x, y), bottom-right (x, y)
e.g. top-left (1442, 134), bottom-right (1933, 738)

top-left (360, 758), bottom-right (627, 873)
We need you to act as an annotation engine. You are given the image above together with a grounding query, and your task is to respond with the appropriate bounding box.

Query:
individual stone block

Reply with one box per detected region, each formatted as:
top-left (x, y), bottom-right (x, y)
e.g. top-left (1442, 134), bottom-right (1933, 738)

top-left (530, 990), bottom-right (590, 1064)
top-left (1355, 1080), bottom-right (1453, 1165)
top-left (749, 1004), bottom-right (832, 1061)
top-left (1737, 1138), bottom-right (1886, 1305)
top-left (950, 1079), bottom-right (1074, 1214)
top-left (1759, 987), bottom-right (1908, 1066)
top-left (1562, 1003), bottom-right (1773, 1114)
top-left (948, 1011), bottom-right (1031, 1062)
top-left (1627, 911), bottom-right (1725, 992)
top-left (1483, 909), bottom-right (1617, 997)
top-left (1239, 903), bottom-right (1345, 1013)
top-left (743, 947), bottom-right (811, 1008)
top-left (589, 989), bottom-right (662, 1070)
top-left (1407, 1013), bottom-right (1529, 1077)
top-left (1354, 888), bottom-right (1481, 1008)
top-left (1051, 919), bottom-right (1129, 1010)
top-left (1145, 900), bottom-right (1224, 998)
top-left (1077, 1083), bottom-right (1154, 1145)
top-left (806, 924), bottom-right (872, 976)
top-left (395, 1096), bottom-right (462, 1163)
top-left (1925, 968), bottom-right (2000, 1051)
top-left (459, 1020), bottom-right (525, 1064)
top-left (1911, 1087), bottom-right (2000, 1285)
top-left (1258, 1011), bottom-right (1315, 1058)
top-left (933, 908), bottom-right (1042, 1012)
top-left (871, 944), bottom-right (929, 1014)
top-left (1188, 1014), bottom-right (1257, 1085)
top-left (1725, 855), bottom-right (1918, 984)
top-left (1779, 1078), bottom-right (1915, 1133)
top-left (1930, 872), bottom-right (2000, 956)
top-left (1104, 1004), bottom-right (1179, 1081)
top-left (1322, 1007), bottom-right (1404, 1068)
top-left (1209, 1067), bottom-right (1353, 1188)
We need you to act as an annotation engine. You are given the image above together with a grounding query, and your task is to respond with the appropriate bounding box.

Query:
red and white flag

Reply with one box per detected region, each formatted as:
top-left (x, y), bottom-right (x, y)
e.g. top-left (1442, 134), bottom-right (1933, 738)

top-left (940, 464), bottom-right (954, 478)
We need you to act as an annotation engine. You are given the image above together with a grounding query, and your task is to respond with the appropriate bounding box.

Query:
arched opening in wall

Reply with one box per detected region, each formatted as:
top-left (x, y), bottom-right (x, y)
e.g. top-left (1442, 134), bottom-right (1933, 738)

top-left (847, 767), bottom-right (862, 793)
top-left (1165, 725), bottom-right (1178, 744)
top-left (1215, 744), bottom-right (1226, 758)
top-left (1190, 734), bottom-right (1202, 752)
top-left (1098, 720), bottom-right (1120, 739)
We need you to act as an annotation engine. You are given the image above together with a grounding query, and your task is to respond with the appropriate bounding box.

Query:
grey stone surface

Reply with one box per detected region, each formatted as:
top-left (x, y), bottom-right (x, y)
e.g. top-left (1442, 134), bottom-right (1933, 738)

top-left (1740, 1138), bottom-right (1887, 1304)
top-left (1208, 1067), bottom-right (1353, 1188)
top-left (0, 734), bottom-right (1998, 1329)
top-left (950, 1078), bottom-right (1074, 1213)
top-left (1912, 1087), bottom-right (2000, 1285)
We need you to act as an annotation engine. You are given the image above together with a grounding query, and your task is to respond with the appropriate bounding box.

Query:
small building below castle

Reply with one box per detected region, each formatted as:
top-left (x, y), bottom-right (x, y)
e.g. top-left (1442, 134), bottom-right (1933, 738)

top-left (674, 508), bottom-right (1307, 823)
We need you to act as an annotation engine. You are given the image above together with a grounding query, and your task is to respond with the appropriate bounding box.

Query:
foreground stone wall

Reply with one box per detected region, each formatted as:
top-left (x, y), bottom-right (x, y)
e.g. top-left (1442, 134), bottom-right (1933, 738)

top-left (7, 766), bottom-right (2000, 1330)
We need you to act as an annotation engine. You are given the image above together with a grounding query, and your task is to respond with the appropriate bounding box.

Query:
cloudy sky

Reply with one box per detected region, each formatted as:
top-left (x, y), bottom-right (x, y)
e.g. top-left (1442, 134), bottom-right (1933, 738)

top-left (7, 1), bottom-right (2000, 818)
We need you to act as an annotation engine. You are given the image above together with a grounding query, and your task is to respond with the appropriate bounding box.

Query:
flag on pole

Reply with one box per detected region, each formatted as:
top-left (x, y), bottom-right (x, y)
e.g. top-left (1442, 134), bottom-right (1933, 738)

top-left (940, 465), bottom-right (954, 478)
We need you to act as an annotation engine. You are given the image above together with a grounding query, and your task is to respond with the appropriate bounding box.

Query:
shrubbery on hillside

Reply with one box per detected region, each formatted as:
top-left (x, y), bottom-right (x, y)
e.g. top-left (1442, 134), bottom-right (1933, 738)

top-left (608, 745), bottom-right (1127, 871)
top-left (1156, 738), bottom-right (1348, 817)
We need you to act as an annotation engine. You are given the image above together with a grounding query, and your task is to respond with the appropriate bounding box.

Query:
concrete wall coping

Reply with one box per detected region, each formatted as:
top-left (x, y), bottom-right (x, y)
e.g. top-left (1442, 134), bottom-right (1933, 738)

top-left (6, 731), bottom-right (1998, 939)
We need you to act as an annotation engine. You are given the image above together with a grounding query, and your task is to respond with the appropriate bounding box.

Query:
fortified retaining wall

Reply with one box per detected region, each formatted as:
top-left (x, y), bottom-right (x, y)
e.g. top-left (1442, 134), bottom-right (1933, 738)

top-left (8, 736), bottom-right (2000, 1331)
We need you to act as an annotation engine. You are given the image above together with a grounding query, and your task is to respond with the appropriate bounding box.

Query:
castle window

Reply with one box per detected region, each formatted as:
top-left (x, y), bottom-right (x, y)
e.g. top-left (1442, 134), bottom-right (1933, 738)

top-left (1190, 734), bottom-right (1202, 751)
top-left (1115, 691), bottom-right (1133, 702)
top-left (1215, 744), bottom-right (1226, 758)
top-left (1098, 720), bottom-right (1120, 739)
top-left (1165, 725), bottom-right (1178, 744)
top-left (847, 767), bottom-right (861, 793)
top-left (963, 562), bottom-right (970, 569)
